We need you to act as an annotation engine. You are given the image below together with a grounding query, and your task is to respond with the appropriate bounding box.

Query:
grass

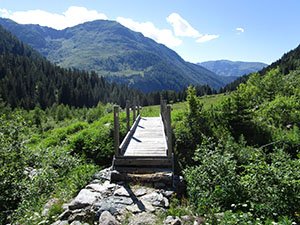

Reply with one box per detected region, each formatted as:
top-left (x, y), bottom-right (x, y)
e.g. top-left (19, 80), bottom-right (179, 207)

top-left (140, 94), bottom-right (226, 117)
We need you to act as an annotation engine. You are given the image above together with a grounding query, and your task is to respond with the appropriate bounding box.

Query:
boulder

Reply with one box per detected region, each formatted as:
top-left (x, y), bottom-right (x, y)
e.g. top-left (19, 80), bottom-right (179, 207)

top-left (141, 192), bottom-right (166, 207)
top-left (69, 189), bottom-right (101, 210)
top-left (114, 186), bottom-right (131, 197)
top-left (99, 210), bottom-right (119, 225)
top-left (128, 212), bottom-right (158, 225)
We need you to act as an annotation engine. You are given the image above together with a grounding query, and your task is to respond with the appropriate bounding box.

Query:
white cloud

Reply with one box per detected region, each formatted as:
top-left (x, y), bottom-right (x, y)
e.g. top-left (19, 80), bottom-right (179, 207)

top-left (236, 27), bottom-right (244, 34)
top-left (196, 34), bottom-right (219, 43)
top-left (0, 6), bottom-right (107, 30)
top-left (117, 17), bottom-right (182, 47)
top-left (166, 13), bottom-right (201, 37)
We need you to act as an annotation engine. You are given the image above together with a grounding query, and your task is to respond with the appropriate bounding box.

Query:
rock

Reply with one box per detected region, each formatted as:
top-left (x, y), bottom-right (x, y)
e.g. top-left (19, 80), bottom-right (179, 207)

top-left (90, 179), bottom-right (101, 184)
top-left (139, 200), bottom-right (155, 212)
top-left (69, 189), bottom-right (101, 210)
top-left (93, 168), bottom-right (112, 181)
top-left (86, 183), bottom-right (108, 193)
top-left (134, 187), bottom-right (148, 197)
top-left (161, 189), bottom-right (175, 198)
top-left (128, 212), bottom-right (158, 225)
top-left (141, 192), bottom-right (165, 207)
top-left (42, 198), bottom-right (59, 216)
top-left (163, 197), bottom-right (169, 208)
top-left (103, 180), bottom-right (117, 189)
top-left (94, 200), bottom-right (120, 216)
top-left (114, 186), bottom-right (131, 197)
top-left (110, 196), bottom-right (133, 205)
top-left (165, 216), bottom-right (181, 225)
top-left (58, 210), bottom-right (72, 220)
top-left (181, 216), bottom-right (204, 224)
top-left (70, 221), bottom-right (83, 225)
top-left (68, 211), bottom-right (87, 223)
top-left (99, 210), bottom-right (119, 225)
top-left (126, 204), bottom-right (142, 213)
top-left (62, 203), bottom-right (70, 211)
top-left (51, 221), bottom-right (69, 225)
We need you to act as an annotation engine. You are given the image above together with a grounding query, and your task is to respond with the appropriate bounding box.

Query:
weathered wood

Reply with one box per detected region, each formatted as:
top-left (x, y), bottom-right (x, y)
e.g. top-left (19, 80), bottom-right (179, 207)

top-left (114, 157), bottom-right (172, 167)
top-left (111, 170), bottom-right (173, 185)
top-left (119, 115), bottom-right (141, 153)
top-left (133, 99), bottom-right (136, 122)
top-left (126, 100), bottom-right (130, 132)
top-left (123, 117), bottom-right (167, 157)
top-left (166, 105), bottom-right (172, 157)
top-left (114, 105), bottom-right (120, 157)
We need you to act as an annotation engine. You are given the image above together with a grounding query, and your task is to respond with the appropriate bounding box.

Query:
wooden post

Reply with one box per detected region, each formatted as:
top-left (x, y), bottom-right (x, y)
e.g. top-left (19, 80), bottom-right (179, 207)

top-left (137, 99), bottom-right (140, 116)
top-left (166, 105), bottom-right (172, 158)
top-left (160, 95), bottom-right (164, 116)
top-left (126, 100), bottom-right (130, 132)
top-left (163, 100), bottom-right (167, 118)
top-left (133, 99), bottom-right (136, 122)
top-left (114, 105), bottom-right (120, 157)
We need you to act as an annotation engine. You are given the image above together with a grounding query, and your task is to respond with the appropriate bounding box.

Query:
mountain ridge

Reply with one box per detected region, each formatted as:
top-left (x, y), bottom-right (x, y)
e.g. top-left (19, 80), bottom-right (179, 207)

top-left (198, 59), bottom-right (267, 77)
top-left (0, 18), bottom-right (233, 92)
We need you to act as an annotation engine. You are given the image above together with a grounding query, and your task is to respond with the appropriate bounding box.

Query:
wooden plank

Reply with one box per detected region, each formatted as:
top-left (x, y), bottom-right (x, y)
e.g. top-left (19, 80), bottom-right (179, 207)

top-left (114, 158), bottom-right (172, 167)
top-left (122, 116), bottom-right (168, 157)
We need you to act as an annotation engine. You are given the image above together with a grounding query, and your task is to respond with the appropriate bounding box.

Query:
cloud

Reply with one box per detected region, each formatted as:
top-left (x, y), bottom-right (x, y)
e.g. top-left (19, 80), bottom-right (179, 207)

top-left (0, 6), bottom-right (107, 30)
top-left (196, 34), bottom-right (219, 43)
top-left (166, 13), bottom-right (201, 37)
top-left (236, 27), bottom-right (244, 34)
top-left (116, 17), bottom-right (182, 47)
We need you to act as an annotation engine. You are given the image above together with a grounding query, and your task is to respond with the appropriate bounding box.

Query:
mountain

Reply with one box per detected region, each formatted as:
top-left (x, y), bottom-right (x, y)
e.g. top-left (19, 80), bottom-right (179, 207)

top-left (0, 18), bottom-right (232, 92)
top-left (0, 24), bottom-right (159, 109)
top-left (223, 44), bottom-right (300, 92)
top-left (198, 60), bottom-right (267, 77)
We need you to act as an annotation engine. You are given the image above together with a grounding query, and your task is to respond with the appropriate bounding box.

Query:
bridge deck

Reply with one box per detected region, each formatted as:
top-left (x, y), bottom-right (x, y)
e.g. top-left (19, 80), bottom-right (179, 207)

top-left (122, 117), bottom-right (167, 157)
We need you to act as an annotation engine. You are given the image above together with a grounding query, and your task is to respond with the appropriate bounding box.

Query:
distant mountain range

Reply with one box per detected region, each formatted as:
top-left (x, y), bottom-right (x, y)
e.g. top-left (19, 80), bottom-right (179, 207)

top-left (198, 60), bottom-right (267, 77)
top-left (0, 18), bottom-right (234, 92)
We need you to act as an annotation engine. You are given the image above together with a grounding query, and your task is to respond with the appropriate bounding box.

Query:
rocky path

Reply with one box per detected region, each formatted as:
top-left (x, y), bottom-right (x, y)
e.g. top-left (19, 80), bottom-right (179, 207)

top-left (48, 168), bottom-right (189, 225)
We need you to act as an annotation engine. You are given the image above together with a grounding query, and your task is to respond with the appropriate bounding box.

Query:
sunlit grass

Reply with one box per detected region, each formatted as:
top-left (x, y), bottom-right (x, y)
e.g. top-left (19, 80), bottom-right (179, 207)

top-left (140, 94), bottom-right (226, 117)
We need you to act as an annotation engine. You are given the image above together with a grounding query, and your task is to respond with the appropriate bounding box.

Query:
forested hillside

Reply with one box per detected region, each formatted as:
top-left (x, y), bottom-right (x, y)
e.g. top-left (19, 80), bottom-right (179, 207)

top-left (223, 44), bottom-right (300, 92)
top-left (0, 18), bottom-right (232, 92)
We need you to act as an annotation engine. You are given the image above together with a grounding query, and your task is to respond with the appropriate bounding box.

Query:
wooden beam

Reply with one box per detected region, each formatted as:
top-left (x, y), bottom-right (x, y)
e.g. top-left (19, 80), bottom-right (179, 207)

top-left (133, 99), bottom-right (136, 122)
top-left (114, 105), bottom-right (120, 157)
top-left (126, 100), bottom-right (130, 132)
top-left (166, 105), bottom-right (172, 157)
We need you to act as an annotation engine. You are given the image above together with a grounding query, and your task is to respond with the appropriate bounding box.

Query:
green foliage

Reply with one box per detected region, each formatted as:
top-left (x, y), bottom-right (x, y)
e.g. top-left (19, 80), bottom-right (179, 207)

top-left (175, 66), bottom-right (300, 224)
top-left (0, 113), bottom-right (27, 224)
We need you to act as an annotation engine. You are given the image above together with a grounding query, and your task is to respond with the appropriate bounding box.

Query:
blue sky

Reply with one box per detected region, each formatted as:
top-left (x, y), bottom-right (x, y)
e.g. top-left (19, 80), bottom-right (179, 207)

top-left (1, 0), bottom-right (300, 64)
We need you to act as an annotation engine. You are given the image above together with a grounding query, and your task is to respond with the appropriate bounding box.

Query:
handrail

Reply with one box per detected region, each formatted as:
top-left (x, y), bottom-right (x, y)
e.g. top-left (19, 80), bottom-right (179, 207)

top-left (119, 114), bottom-right (141, 154)
top-left (114, 99), bottom-right (140, 157)
top-left (160, 95), bottom-right (172, 158)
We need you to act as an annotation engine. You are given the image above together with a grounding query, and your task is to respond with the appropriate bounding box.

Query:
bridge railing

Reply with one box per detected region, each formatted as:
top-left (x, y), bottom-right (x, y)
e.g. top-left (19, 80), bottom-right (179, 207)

top-left (160, 95), bottom-right (172, 158)
top-left (114, 99), bottom-right (140, 157)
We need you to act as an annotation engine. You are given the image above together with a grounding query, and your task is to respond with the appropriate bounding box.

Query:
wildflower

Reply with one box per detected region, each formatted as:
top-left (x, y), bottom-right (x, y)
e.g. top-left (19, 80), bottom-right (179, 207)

top-left (231, 204), bottom-right (236, 207)
top-left (242, 203), bottom-right (247, 207)
top-left (295, 212), bottom-right (299, 217)
top-left (292, 222), bottom-right (296, 225)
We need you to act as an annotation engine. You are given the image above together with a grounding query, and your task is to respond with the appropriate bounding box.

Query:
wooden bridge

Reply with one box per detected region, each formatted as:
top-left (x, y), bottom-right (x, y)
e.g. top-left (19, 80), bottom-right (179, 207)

top-left (111, 97), bottom-right (174, 185)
